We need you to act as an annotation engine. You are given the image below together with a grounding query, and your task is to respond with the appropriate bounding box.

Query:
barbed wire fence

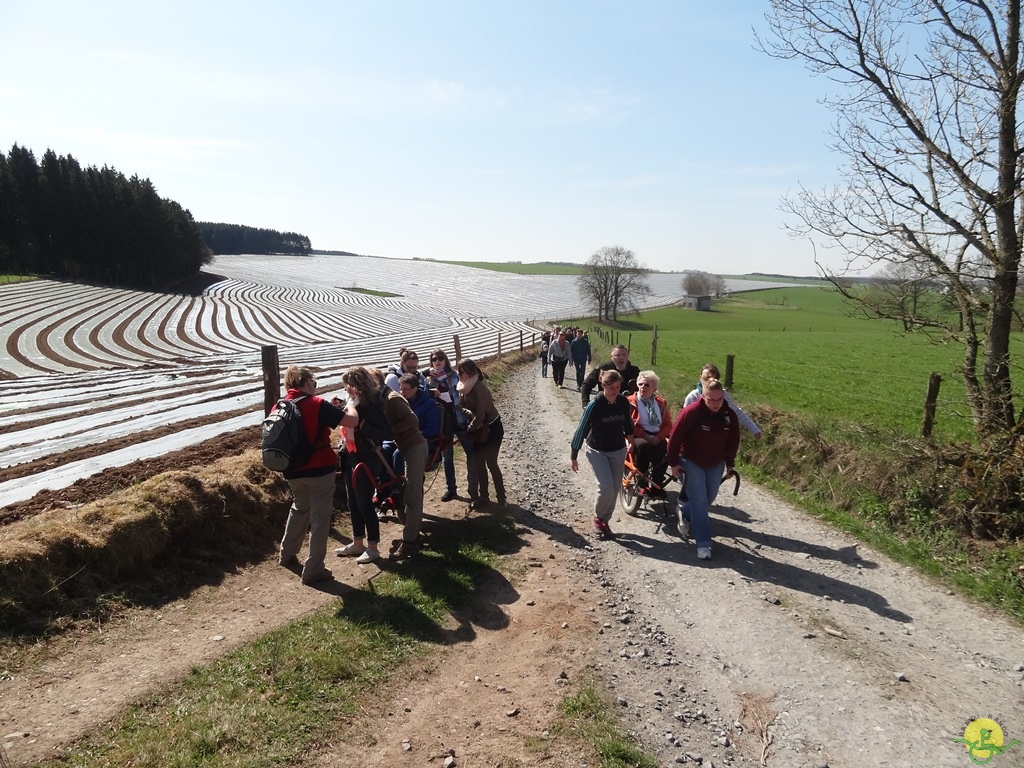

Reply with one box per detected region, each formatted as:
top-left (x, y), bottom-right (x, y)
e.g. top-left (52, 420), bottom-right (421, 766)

top-left (579, 322), bottom-right (1010, 439)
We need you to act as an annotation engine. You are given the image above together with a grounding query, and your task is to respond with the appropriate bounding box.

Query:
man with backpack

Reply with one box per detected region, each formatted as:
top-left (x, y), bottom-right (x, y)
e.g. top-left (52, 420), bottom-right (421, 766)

top-left (273, 365), bottom-right (346, 585)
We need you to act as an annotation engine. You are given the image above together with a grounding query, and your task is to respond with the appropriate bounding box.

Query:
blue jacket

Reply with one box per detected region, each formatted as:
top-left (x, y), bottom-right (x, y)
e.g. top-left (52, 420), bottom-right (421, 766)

top-left (570, 337), bottom-right (591, 365)
top-left (407, 389), bottom-right (440, 440)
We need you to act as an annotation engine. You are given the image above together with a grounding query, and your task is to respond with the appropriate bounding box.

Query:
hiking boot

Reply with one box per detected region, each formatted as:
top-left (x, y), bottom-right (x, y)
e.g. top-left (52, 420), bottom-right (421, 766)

top-left (336, 542), bottom-right (365, 557)
top-left (441, 490), bottom-right (458, 502)
top-left (469, 498), bottom-right (490, 511)
top-left (376, 509), bottom-right (388, 522)
top-left (497, 500), bottom-right (509, 512)
top-left (279, 554), bottom-right (300, 568)
top-left (697, 547), bottom-right (712, 561)
top-left (355, 548), bottom-right (380, 564)
top-left (389, 540), bottom-right (418, 561)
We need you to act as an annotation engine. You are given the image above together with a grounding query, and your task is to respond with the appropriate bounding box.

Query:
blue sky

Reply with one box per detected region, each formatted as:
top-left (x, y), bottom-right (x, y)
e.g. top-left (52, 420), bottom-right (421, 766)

top-left (1, 1), bottom-right (844, 276)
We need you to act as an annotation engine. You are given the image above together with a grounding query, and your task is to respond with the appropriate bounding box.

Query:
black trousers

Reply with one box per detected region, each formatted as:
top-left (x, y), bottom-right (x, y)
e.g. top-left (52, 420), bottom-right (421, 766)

top-left (551, 359), bottom-right (568, 385)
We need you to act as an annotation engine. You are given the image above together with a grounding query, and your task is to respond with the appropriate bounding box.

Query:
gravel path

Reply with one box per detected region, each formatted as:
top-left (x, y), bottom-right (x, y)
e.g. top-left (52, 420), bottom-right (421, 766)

top-left (500, 361), bottom-right (1024, 768)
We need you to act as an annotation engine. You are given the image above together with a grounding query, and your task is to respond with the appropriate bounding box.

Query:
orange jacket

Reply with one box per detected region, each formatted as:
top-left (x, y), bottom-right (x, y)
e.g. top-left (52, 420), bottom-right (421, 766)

top-left (626, 393), bottom-right (671, 442)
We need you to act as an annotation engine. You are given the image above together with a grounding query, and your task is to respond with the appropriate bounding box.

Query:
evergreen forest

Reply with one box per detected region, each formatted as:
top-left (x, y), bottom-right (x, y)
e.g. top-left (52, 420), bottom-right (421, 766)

top-left (0, 144), bottom-right (212, 290)
top-left (198, 222), bottom-right (311, 256)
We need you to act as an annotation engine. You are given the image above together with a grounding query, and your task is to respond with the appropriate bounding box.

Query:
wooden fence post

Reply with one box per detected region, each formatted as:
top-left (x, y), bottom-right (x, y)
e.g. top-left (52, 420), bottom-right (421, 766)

top-left (261, 345), bottom-right (280, 416)
top-left (651, 325), bottom-right (658, 366)
top-left (921, 372), bottom-right (942, 438)
top-left (497, 332), bottom-right (502, 359)
top-left (627, 333), bottom-right (632, 353)
top-left (724, 355), bottom-right (734, 389)
top-left (453, 334), bottom-right (462, 362)
top-left (519, 330), bottom-right (524, 351)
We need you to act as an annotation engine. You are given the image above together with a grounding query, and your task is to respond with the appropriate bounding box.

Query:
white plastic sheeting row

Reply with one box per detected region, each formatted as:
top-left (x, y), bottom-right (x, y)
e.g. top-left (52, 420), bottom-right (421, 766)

top-left (0, 256), bottom-right (794, 509)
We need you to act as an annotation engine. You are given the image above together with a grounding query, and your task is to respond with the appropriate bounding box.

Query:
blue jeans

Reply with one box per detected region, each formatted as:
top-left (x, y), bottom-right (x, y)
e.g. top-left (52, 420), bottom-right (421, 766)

top-left (679, 457), bottom-right (725, 548)
top-left (573, 360), bottom-right (588, 387)
top-left (442, 430), bottom-right (478, 496)
top-left (585, 444), bottom-right (627, 522)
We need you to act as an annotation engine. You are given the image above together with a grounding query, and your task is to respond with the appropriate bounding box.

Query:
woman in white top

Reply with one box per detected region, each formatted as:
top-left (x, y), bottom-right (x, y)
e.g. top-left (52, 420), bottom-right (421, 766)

top-left (683, 363), bottom-right (761, 439)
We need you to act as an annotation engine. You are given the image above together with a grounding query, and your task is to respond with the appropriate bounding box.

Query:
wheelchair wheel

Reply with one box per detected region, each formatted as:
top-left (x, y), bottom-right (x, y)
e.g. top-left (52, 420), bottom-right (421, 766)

top-left (619, 471), bottom-right (643, 515)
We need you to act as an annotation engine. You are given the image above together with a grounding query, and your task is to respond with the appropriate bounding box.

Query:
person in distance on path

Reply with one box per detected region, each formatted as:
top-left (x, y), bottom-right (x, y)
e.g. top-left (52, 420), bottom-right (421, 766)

top-left (570, 328), bottom-right (592, 390)
top-left (570, 369), bottom-right (633, 540)
top-left (666, 378), bottom-right (739, 561)
top-left (547, 331), bottom-right (573, 388)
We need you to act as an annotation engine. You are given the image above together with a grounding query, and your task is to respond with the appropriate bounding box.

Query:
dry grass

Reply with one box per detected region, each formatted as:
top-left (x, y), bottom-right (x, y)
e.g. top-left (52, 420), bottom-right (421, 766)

top-left (0, 451), bottom-right (291, 635)
top-left (738, 690), bottom-right (777, 766)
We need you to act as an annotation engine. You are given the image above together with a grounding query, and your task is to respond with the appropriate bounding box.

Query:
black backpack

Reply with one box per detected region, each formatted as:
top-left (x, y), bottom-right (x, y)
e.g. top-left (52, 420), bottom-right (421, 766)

top-left (261, 395), bottom-right (314, 472)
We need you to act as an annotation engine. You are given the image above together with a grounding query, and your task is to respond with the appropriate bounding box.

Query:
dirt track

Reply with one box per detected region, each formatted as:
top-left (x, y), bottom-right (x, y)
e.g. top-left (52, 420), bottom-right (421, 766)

top-left (3, 362), bottom-right (1024, 767)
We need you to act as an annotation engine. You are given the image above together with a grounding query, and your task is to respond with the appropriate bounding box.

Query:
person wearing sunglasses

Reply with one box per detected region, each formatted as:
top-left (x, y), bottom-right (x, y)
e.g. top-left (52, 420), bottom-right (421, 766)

top-left (626, 371), bottom-right (672, 497)
top-left (384, 347), bottom-right (427, 393)
top-left (425, 349), bottom-right (478, 502)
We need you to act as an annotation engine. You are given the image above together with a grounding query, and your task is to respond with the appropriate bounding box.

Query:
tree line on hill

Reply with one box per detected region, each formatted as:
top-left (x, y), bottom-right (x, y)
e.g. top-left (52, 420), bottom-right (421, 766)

top-left (0, 144), bottom-right (211, 290)
top-left (198, 222), bottom-right (311, 256)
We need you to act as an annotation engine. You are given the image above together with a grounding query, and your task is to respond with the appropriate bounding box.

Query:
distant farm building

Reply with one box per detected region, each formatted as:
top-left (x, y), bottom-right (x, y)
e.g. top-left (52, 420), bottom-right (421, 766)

top-left (680, 295), bottom-right (712, 311)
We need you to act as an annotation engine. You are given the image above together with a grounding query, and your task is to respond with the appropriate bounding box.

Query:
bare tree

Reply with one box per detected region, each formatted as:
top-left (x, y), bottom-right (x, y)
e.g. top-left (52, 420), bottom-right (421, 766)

top-left (682, 270), bottom-right (728, 297)
top-left (758, 1), bottom-right (1024, 437)
top-left (861, 262), bottom-right (946, 332)
top-left (577, 245), bottom-right (651, 321)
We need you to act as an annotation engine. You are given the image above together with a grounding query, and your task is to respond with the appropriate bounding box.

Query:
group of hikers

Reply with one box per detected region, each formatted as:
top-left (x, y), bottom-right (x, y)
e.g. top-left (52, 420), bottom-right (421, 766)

top-left (276, 348), bottom-right (505, 584)
top-left (274, 333), bottom-right (760, 586)
top-left (540, 325), bottom-right (593, 389)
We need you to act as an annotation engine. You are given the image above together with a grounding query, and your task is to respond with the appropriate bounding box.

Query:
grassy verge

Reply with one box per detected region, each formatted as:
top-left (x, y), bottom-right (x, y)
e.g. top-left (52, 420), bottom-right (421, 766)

top-left (549, 671), bottom-right (660, 768)
top-left (35, 514), bottom-right (508, 767)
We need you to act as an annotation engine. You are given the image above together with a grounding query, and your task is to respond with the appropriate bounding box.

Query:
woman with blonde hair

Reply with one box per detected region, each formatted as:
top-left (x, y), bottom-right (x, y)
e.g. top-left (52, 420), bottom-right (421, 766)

top-left (335, 366), bottom-right (393, 564)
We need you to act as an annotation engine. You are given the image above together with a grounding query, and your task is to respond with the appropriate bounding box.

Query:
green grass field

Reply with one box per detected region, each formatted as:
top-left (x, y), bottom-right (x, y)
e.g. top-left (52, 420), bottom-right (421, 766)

top-left (587, 287), bottom-right (1022, 443)
top-left (433, 259), bottom-right (591, 274)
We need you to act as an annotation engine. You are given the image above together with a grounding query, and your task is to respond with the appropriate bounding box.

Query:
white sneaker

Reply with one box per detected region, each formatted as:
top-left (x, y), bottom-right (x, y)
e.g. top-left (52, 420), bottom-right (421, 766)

top-left (335, 542), bottom-right (365, 557)
top-left (677, 509), bottom-right (690, 539)
top-left (697, 547), bottom-right (712, 560)
top-left (355, 548), bottom-right (380, 564)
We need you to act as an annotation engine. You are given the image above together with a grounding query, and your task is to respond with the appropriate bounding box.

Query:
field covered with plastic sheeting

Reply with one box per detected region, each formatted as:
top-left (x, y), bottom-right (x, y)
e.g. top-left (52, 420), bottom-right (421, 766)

top-left (0, 253), bottom-right (687, 510)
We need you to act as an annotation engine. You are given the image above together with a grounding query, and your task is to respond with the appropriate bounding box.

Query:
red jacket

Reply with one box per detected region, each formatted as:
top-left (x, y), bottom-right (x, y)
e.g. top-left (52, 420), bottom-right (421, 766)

top-left (282, 388), bottom-right (344, 478)
top-left (666, 397), bottom-right (739, 470)
top-left (626, 393), bottom-right (671, 442)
